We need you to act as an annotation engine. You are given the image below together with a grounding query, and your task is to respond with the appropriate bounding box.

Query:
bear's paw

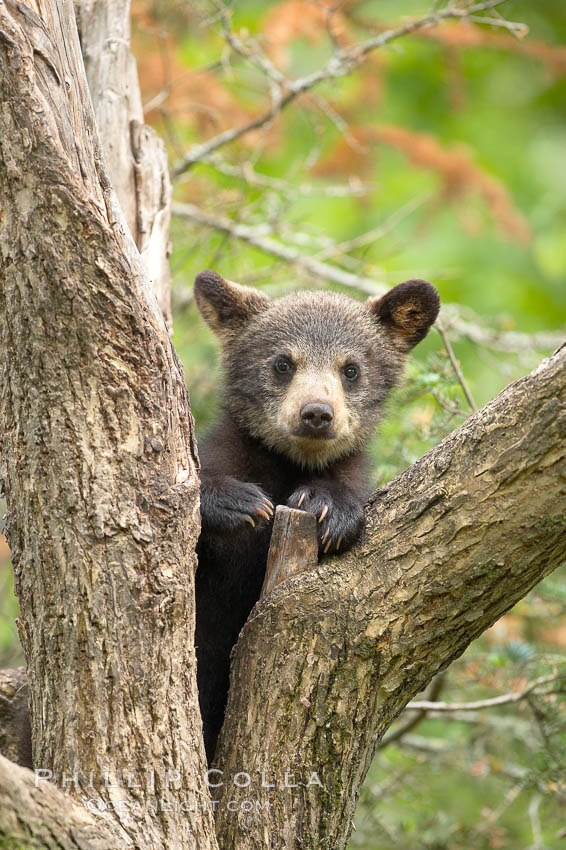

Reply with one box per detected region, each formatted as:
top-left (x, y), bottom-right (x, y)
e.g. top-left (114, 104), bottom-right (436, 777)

top-left (286, 485), bottom-right (364, 557)
top-left (200, 477), bottom-right (274, 536)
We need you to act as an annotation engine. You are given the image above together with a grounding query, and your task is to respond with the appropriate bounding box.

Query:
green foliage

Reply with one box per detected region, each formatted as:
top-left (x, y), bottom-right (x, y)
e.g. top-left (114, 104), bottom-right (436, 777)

top-left (0, 563), bottom-right (21, 669)
top-left (0, 500), bottom-right (21, 669)
top-left (350, 566), bottom-right (566, 848)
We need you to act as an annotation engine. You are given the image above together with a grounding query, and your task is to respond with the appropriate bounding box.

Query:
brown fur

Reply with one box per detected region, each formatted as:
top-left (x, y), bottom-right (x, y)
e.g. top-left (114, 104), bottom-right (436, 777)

top-left (193, 270), bottom-right (439, 762)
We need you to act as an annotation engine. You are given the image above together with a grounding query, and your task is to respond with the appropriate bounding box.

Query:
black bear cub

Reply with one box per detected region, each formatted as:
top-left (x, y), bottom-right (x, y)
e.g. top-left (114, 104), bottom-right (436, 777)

top-left (194, 269), bottom-right (440, 761)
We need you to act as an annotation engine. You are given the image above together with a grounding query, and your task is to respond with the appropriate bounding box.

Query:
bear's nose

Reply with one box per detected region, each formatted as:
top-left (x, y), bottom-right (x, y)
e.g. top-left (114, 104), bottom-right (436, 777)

top-left (300, 402), bottom-right (334, 431)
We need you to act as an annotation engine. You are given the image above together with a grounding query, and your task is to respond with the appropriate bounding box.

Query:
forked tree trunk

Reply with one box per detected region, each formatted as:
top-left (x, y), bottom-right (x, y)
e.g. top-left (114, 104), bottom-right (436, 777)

top-left (0, 1), bottom-right (565, 849)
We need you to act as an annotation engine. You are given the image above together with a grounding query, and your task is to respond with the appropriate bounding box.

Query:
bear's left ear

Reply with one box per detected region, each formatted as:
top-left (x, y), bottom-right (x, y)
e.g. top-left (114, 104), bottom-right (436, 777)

top-left (367, 279), bottom-right (440, 351)
top-left (194, 269), bottom-right (271, 342)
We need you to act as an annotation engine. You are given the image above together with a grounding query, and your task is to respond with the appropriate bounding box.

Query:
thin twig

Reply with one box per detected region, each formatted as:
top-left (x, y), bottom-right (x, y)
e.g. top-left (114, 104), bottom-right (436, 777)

top-left (480, 781), bottom-right (524, 826)
top-left (466, 15), bottom-right (529, 37)
top-left (436, 320), bottom-right (477, 411)
top-left (173, 200), bottom-right (566, 353)
top-left (528, 794), bottom-right (544, 850)
top-left (408, 672), bottom-right (563, 712)
top-left (305, 91), bottom-right (366, 152)
top-left (431, 389), bottom-right (468, 418)
top-left (171, 0), bottom-right (510, 178)
top-left (142, 61), bottom-right (225, 113)
top-left (312, 194), bottom-right (430, 262)
top-left (379, 672), bottom-right (447, 749)
top-left (212, 0), bottom-right (286, 106)
top-left (173, 200), bottom-right (384, 291)
top-left (397, 737), bottom-right (562, 798)
top-left (195, 155), bottom-right (371, 196)
top-left (441, 305), bottom-right (565, 354)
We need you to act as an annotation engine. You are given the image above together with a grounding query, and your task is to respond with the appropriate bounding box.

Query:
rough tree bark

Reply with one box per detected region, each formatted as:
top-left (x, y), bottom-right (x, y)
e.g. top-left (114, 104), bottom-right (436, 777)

top-left (77, 0), bottom-right (173, 329)
top-left (0, 1), bottom-right (215, 848)
top-left (0, 753), bottom-right (121, 849)
top-left (0, 1), bottom-right (564, 849)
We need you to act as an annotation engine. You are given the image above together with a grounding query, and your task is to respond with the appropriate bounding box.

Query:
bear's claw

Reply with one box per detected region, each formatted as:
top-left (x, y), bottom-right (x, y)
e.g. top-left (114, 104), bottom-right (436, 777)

top-left (261, 499), bottom-right (274, 516)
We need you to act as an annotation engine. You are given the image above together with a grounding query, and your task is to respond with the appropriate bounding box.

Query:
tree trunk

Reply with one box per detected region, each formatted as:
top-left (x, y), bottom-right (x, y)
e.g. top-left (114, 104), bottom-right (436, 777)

top-left (77, 0), bottom-right (173, 329)
top-left (0, 1), bottom-right (215, 847)
top-left (213, 345), bottom-right (566, 850)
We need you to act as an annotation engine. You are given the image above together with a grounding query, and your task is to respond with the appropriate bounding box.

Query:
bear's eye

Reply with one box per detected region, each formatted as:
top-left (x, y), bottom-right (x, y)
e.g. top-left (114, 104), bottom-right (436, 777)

top-left (343, 364), bottom-right (360, 382)
top-left (274, 355), bottom-right (294, 374)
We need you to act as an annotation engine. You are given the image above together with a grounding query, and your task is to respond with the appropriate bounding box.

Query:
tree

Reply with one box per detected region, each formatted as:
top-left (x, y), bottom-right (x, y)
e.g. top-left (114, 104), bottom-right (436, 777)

top-left (0, 1), bottom-right (564, 848)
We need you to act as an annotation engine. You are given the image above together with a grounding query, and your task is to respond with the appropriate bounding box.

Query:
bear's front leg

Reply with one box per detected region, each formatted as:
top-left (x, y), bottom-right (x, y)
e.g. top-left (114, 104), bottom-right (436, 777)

top-left (200, 474), bottom-right (274, 536)
top-left (286, 481), bottom-right (365, 556)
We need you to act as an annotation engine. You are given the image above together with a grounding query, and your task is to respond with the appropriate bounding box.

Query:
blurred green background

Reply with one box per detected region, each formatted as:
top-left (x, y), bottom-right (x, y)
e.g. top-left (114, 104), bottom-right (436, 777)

top-left (1, 1), bottom-right (565, 847)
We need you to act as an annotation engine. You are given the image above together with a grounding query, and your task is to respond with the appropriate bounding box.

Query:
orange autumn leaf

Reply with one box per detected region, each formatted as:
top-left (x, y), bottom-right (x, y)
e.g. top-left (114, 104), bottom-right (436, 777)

top-left (423, 22), bottom-right (566, 77)
top-left (314, 125), bottom-right (531, 243)
top-left (262, 0), bottom-right (351, 68)
top-left (134, 42), bottom-right (281, 149)
top-left (374, 124), bottom-right (531, 243)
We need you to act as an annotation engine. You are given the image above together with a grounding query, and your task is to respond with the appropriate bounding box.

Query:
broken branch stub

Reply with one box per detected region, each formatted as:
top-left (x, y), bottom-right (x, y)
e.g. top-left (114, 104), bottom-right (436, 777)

top-left (261, 506), bottom-right (318, 598)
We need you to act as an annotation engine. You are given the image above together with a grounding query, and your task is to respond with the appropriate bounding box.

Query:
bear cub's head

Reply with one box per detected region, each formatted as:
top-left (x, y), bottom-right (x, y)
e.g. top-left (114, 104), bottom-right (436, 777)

top-left (194, 270), bottom-right (439, 469)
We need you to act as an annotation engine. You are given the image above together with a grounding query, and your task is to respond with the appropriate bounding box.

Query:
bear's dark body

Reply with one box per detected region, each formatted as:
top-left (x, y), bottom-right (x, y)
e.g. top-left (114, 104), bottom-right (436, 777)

top-left (193, 269), bottom-right (439, 762)
top-left (195, 417), bottom-right (369, 760)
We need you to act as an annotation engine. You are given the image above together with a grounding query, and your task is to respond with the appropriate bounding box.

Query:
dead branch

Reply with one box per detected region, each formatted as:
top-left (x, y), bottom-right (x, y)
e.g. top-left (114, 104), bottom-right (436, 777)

top-left (408, 671), bottom-right (565, 712)
top-left (172, 0), bottom-right (511, 177)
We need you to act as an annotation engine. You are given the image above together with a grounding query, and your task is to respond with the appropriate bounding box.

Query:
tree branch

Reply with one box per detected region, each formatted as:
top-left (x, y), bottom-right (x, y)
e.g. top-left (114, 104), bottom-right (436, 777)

top-left (407, 671), bottom-right (564, 712)
top-left (378, 672), bottom-right (447, 748)
top-left (0, 755), bottom-right (123, 848)
top-left (436, 320), bottom-right (477, 410)
top-left (194, 152), bottom-right (372, 198)
top-left (214, 345), bottom-right (566, 849)
top-left (172, 199), bottom-right (383, 291)
top-left (172, 0), bottom-right (510, 177)
top-left (172, 200), bottom-right (566, 353)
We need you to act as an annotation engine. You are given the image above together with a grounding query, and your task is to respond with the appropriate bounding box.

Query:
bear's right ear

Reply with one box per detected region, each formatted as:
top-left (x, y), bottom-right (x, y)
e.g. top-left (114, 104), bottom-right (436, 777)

top-left (194, 270), bottom-right (271, 342)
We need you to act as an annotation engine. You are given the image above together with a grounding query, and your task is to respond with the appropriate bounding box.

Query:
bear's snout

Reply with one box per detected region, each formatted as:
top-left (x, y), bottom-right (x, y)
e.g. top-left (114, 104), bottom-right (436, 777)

top-left (300, 402), bottom-right (334, 432)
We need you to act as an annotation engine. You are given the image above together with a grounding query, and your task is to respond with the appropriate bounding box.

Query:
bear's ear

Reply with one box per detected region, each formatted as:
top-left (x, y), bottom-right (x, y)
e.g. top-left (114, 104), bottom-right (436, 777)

top-left (194, 270), bottom-right (271, 341)
top-left (367, 279), bottom-right (439, 351)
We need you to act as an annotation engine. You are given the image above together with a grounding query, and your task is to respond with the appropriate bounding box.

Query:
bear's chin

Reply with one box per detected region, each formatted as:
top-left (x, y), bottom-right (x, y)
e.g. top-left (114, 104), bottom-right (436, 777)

top-left (291, 427), bottom-right (336, 440)
top-left (276, 433), bottom-right (355, 470)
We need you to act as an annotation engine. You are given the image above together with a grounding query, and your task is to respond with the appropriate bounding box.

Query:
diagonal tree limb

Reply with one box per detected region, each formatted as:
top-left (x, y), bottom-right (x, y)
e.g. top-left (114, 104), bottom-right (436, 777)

top-left (214, 345), bottom-right (566, 850)
top-left (0, 754), bottom-right (124, 849)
